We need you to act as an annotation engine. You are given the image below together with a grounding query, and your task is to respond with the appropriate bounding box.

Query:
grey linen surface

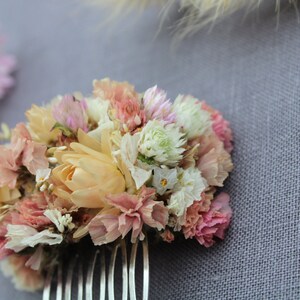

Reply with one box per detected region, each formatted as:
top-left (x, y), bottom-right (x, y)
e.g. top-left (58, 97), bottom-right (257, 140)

top-left (0, 1), bottom-right (299, 299)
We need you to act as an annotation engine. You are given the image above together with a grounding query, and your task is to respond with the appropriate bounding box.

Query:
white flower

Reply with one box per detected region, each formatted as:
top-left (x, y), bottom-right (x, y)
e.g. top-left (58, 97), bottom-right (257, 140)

top-left (167, 167), bottom-right (207, 227)
top-left (173, 95), bottom-right (212, 139)
top-left (86, 97), bottom-right (114, 140)
top-left (120, 133), bottom-right (152, 189)
top-left (5, 225), bottom-right (37, 252)
top-left (138, 120), bottom-right (186, 167)
top-left (5, 225), bottom-right (63, 252)
top-left (168, 190), bottom-right (186, 219)
top-left (35, 168), bottom-right (51, 184)
top-left (22, 230), bottom-right (63, 247)
top-left (175, 167), bottom-right (207, 201)
top-left (152, 167), bottom-right (178, 195)
top-left (44, 209), bottom-right (75, 233)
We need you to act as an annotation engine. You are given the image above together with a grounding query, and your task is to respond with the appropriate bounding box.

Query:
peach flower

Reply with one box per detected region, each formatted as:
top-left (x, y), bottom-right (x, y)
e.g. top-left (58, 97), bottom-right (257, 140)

top-left (0, 123), bottom-right (48, 188)
top-left (89, 186), bottom-right (168, 245)
top-left (196, 133), bottom-right (233, 187)
top-left (202, 102), bottom-right (233, 153)
top-left (0, 254), bottom-right (44, 291)
top-left (183, 192), bottom-right (213, 239)
top-left (160, 229), bottom-right (175, 243)
top-left (14, 193), bottom-right (51, 229)
top-left (52, 129), bottom-right (126, 208)
top-left (93, 78), bottom-right (145, 132)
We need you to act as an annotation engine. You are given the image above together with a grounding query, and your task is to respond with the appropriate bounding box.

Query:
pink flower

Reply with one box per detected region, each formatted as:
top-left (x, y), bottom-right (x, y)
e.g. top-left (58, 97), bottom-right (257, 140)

top-left (0, 123), bottom-right (48, 188)
top-left (14, 193), bottom-right (51, 229)
top-left (0, 254), bottom-right (44, 291)
top-left (183, 193), bottom-right (213, 239)
top-left (93, 78), bottom-right (146, 132)
top-left (89, 186), bottom-right (168, 245)
top-left (143, 86), bottom-right (176, 124)
top-left (193, 193), bottom-right (232, 248)
top-left (0, 37), bottom-right (16, 99)
top-left (52, 95), bottom-right (88, 133)
top-left (160, 229), bottom-right (175, 243)
top-left (202, 102), bottom-right (233, 153)
top-left (88, 208), bottom-right (122, 246)
top-left (196, 133), bottom-right (233, 187)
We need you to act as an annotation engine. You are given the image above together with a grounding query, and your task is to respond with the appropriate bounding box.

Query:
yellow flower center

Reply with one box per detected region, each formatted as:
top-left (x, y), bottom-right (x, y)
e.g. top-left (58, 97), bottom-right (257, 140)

top-left (160, 178), bottom-right (168, 187)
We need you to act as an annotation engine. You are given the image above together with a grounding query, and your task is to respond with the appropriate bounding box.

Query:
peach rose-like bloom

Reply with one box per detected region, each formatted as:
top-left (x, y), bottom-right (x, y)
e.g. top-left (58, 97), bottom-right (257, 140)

top-left (196, 133), bottom-right (233, 187)
top-left (194, 192), bottom-right (232, 248)
top-left (13, 193), bottom-right (51, 229)
top-left (89, 186), bottom-right (168, 245)
top-left (52, 129), bottom-right (126, 208)
top-left (93, 78), bottom-right (145, 132)
top-left (0, 254), bottom-right (44, 291)
top-left (202, 102), bottom-right (233, 153)
top-left (0, 123), bottom-right (48, 188)
top-left (160, 229), bottom-right (175, 243)
top-left (183, 192), bottom-right (214, 239)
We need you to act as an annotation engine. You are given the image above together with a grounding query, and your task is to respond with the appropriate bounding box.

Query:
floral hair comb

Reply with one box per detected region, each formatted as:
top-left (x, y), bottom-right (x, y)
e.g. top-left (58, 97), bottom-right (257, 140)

top-left (0, 35), bottom-right (16, 100)
top-left (0, 78), bottom-right (233, 296)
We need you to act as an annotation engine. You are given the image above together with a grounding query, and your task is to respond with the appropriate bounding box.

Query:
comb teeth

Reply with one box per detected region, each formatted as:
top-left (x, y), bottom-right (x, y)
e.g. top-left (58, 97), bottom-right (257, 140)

top-left (42, 237), bottom-right (149, 300)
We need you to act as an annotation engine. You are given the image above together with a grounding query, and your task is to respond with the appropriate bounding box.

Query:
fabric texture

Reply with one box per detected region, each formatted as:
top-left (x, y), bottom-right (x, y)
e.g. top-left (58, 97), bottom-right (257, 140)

top-left (0, 1), bottom-right (299, 299)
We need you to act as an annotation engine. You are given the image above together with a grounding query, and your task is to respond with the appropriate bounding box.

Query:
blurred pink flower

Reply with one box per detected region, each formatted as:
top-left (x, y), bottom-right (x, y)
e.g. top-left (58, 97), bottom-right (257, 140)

top-left (93, 78), bottom-right (145, 132)
top-left (194, 193), bottom-right (232, 248)
top-left (0, 254), bottom-right (44, 291)
top-left (0, 123), bottom-right (48, 188)
top-left (202, 102), bottom-right (233, 153)
top-left (89, 186), bottom-right (168, 245)
top-left (0, 37), bottom-right (16, 99)
top-left (143, 86), bottom-right (176, 124)
top-left (52, 95), bottom-right (88, 133)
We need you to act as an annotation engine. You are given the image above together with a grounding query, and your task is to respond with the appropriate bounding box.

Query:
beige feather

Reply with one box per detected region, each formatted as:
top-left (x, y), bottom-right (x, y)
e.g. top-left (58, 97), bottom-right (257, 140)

top-left (84, 0), bottom-right (298, 38)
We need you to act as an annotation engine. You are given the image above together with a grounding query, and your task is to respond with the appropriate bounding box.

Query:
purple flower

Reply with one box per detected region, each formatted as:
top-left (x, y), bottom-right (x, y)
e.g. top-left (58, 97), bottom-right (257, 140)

top-left (52, 95), bottom-right (88, 132)
top-left (0, 42), bottom-right (17, 99)
top-left (143, 86), bottom-right (176, 124)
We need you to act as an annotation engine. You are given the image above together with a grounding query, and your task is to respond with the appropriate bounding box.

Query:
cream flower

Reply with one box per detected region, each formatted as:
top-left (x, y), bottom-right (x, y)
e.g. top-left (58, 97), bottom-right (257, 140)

top-left (52, 129), bottom-right (126, 208)
top-left (26, 105), bottom-right (60, 144)
top-left (138, 120), bottom-right (186, 167)
top-left (152, 167), bottom-right (178, 195)
top-left (173, 95), bottom-right (212, 139)
top-left (0, 186), bottom-right (20, 204)
top-left (120, 132), bottom-right (152, 190)
top-left (0, 186), bottom-right (21, 221)
top-left (44, 209), bottom-right (75, 233)
top-left (86, 97), bottom-right (115, 140)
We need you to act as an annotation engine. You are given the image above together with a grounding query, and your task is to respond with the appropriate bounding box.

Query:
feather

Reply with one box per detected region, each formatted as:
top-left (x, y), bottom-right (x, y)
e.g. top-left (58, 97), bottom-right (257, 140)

top-left (83, 0), bottom-right (298, 38)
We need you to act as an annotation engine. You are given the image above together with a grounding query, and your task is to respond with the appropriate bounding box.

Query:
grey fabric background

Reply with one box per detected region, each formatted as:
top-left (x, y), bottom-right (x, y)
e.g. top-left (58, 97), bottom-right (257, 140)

top-left (0, 1), bottom-right (299, 299)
